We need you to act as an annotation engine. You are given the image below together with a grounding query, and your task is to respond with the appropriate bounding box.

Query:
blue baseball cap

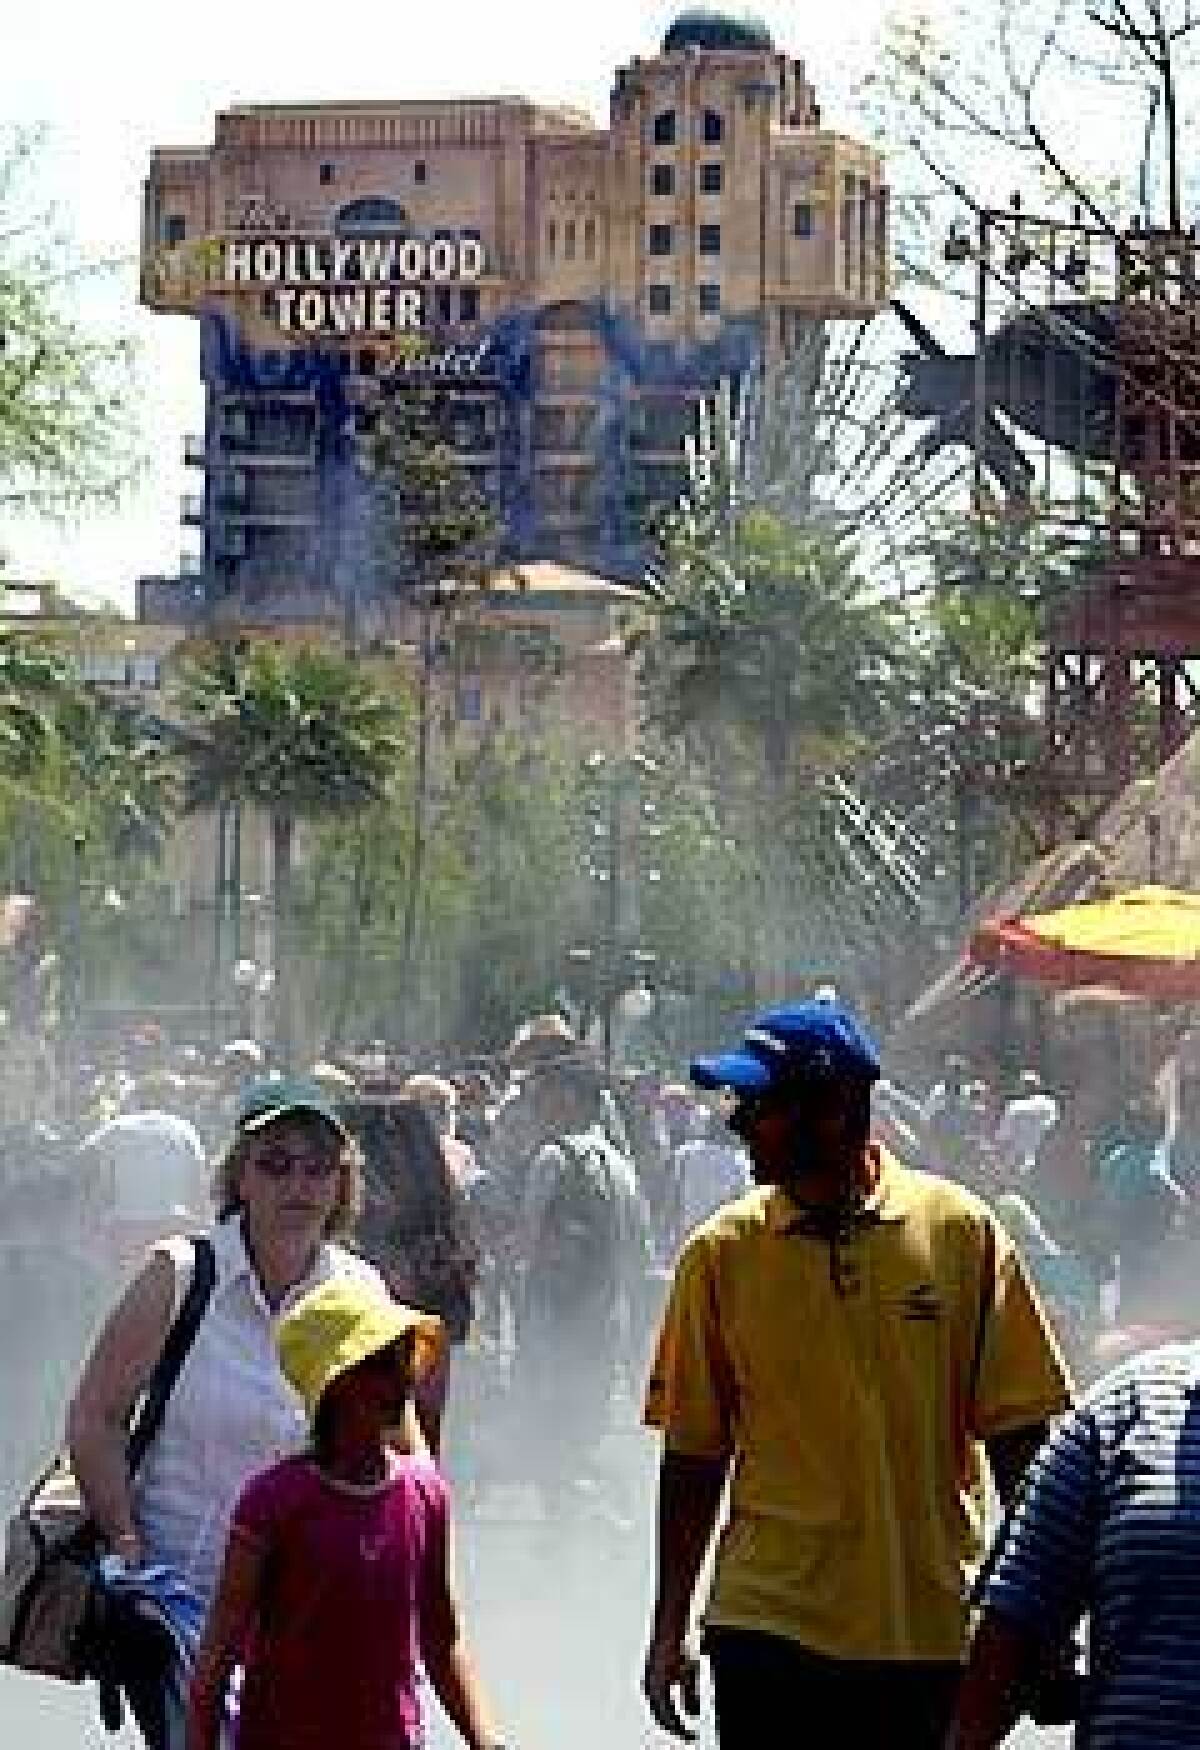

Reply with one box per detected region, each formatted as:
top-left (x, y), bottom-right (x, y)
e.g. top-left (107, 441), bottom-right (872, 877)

top-left (690, 1001), bottom-right (881, 1098)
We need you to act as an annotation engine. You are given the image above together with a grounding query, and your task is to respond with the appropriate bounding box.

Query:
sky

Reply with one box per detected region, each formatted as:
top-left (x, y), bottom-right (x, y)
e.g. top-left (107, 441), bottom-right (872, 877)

top-left (0, 0), bottom-right (909, 614)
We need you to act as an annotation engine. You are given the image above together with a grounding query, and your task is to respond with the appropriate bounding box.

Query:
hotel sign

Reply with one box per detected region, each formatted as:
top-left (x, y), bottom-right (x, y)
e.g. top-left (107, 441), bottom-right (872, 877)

top-left (223, 235), bottom-right (486, 334)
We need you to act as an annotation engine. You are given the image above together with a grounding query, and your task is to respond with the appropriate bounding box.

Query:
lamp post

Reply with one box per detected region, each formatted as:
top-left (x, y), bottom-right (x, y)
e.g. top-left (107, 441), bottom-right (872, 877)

top-left (572, 750), bottom-right (662, 1081)
top-left (60, 830), bottom-right (87, 1123)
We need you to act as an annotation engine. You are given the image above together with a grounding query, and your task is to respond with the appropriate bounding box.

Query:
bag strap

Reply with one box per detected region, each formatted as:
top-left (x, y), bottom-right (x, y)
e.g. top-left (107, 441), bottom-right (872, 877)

top-left (126, 1235), bottom-right (216, 1477)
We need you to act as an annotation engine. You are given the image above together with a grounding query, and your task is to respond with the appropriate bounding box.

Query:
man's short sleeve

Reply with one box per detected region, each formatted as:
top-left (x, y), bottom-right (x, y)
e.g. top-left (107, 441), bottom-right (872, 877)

top-left (982, 1407), bottom-right (1099, 1638)
top-left (643, 1233), bottom-right (735, 1458)
top-left (972, 1226), bottom-right (1073, 1440)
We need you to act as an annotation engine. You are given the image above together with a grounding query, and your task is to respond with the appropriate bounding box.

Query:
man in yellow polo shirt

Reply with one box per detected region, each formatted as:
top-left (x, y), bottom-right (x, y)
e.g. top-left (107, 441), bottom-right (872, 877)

top-left (641, 1000), bottom-right (1072, 1749)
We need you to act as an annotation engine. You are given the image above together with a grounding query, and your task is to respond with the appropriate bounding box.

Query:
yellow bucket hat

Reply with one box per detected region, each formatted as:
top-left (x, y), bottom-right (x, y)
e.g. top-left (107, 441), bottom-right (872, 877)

top-left (277, 1277), bottom-right (444, 1422)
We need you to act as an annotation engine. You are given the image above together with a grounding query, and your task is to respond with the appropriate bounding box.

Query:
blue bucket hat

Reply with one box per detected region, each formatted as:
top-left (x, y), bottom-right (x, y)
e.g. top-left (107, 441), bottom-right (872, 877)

top-left (691, 1001), bottom-right (881, 1098)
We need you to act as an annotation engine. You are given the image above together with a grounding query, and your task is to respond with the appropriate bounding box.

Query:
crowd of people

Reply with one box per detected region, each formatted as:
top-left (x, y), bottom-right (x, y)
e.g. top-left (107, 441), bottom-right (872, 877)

top-left (0, 1010), bottom-right (756, 1503)
top-left (5, 993), bottom-right (1200, 1747)
top-left (874, 1043), bottom-right (1199, 1384)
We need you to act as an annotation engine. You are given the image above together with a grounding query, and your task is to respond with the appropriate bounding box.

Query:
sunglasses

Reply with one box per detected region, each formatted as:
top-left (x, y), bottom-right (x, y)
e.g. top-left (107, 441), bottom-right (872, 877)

top-left (249, 1147), bottom-right (338, 1181)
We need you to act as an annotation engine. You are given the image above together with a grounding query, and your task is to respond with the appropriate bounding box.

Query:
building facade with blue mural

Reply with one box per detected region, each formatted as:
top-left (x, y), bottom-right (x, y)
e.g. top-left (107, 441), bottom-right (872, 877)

top-left (139, 10), bottom-right (889, 625)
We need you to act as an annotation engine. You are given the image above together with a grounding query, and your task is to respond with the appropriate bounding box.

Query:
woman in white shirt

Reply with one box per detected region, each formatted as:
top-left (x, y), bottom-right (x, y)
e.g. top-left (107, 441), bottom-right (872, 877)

top-left (67, 1077), bottom-right (413, 1749)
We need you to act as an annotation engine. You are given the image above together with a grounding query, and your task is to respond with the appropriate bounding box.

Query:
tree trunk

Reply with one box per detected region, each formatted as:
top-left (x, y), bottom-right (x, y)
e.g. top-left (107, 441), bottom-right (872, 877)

top-left (399, 605), bottom-right (434, 1011)
top-left (328, 832), bottom-right (370, 1048)
top-left (1147, 2), bottom-right (1181, 231)
top-left (272, 810), bottom-right (294, 1065)
top-left (1163, 40), bottom-right (1181, 232)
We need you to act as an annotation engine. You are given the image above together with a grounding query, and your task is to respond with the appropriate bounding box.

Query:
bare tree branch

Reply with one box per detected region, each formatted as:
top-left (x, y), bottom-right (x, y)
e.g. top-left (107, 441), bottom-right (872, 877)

top-left (1141, 82), bottom-right (1164, 215)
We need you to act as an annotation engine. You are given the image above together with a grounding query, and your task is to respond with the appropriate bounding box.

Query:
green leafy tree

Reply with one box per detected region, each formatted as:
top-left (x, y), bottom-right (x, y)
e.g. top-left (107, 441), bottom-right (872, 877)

top-left (446, 735), bottom-right (594, 1046)
top-left (300, 728), bottom-right (594, 1054)
top-left (0, 632), bottom-right (72, 777)
top-left (0, 129), bottom-right (140, 517)
top-left (61, 696), bottom-right (178, 869)
top-left (0, 635), bottom-right (181, 1051)
top-left (178, 640), bottom-right (407, 1060)
top-left (358, 376), bottom-right (501, 982)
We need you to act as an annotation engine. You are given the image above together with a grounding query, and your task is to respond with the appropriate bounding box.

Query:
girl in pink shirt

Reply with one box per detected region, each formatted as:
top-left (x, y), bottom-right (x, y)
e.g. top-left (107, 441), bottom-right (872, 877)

top-left (186, 1279), bottom-right (505, 1750)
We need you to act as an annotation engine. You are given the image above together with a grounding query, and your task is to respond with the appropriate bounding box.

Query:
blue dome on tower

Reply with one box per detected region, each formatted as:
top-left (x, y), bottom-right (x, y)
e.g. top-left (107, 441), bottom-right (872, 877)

top-left (662, 9), bottom-right (775, 53)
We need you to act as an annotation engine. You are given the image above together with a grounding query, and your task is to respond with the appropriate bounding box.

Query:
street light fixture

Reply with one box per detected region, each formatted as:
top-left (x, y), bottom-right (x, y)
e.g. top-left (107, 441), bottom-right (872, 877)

top-left (571, 748), bottom-right (664, 1080)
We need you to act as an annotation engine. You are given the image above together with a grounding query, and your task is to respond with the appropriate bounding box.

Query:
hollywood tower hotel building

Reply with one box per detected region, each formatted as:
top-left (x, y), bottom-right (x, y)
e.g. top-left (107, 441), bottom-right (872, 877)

top-left (140, 11), bottom-right (888, 620)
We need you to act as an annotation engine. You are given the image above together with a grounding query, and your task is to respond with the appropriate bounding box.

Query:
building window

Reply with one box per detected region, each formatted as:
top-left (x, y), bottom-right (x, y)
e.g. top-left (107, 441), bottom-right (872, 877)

top-left (649, 224), bottom-right (673, 256)
top-left (460, 287), bottom-right (480, 323)
top-left (436, 288), bottom-right (453, 324)
top-left (700, 162), bottom-right (723, 195)
top-left (698, 283), bottom-right (721, 315)
top-left (703, 109), bottom-right (724, 144)
top-left (459, 678), bottom-right (483, 724)
top-left (653, 109), bottom-right (676, 146)
top-left (319, 162), bottom-right (335, 185)
top-left (415, 159), bottom-right (427, 184)
top-left (335, 196), bottom-right (407, 234)
top-left (653, 163), bottom-right (675, 197)
top-left (648, 284), bottom-right (672, 315)
top-left (584, 218), bottom-right (597, 260)
top-left (547, 220), bottom-right (557, 259)
top-left (699, 224), bottom-right (721, 255)
top-left (164, 214), bottom-right (187, 246)
top-left (565, 219), bottom-right (576, 260)
top-left (794, 202), bottom-right (814, 238)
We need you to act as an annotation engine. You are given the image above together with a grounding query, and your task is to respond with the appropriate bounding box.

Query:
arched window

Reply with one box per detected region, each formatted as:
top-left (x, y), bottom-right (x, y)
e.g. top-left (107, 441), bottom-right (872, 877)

top-left (653, 110), bottom-right (677, 146)
top-left (334, 196), bottom-right (408, 234)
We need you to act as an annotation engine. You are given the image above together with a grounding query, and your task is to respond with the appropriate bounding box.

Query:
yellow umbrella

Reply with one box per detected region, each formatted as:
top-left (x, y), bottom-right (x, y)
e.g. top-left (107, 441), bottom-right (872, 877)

top-left (971, 885), bottom-right (1200, 999)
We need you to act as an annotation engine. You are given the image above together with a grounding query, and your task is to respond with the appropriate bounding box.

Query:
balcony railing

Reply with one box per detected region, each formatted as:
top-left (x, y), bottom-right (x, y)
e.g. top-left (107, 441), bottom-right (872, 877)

top-left (183, 434), bottom-right (207, 467)
top-left (180, 494), bottom-right (207, 527)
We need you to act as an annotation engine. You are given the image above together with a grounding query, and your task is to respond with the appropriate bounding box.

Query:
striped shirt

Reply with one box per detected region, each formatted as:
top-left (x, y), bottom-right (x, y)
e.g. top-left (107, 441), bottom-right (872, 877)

top-left (982, 1341), bottom-right (1200, 1748)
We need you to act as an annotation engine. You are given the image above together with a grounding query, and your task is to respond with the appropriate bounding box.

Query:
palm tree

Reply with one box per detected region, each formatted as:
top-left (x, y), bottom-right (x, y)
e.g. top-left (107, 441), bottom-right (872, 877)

top-left (633, 376), bottom-right (933, 1006)
top-left (0, 633), bottom-right (73, 778)
top-left (178, 639), bottom-right (407, 1059)
top-left (642, 506), bottom-right (906, 788)
top-left (61, 696), bottom-right (178, 869)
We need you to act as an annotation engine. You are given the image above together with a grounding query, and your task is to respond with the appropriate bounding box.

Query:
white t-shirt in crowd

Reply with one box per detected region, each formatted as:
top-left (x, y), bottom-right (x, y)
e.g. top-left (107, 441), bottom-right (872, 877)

top-left (675, 1137), bottom-right (753, 1234)
top-left (995, 1093), bottom-right (1060, 1173)
top-left (77, 1110), bottom-right (208, 1225)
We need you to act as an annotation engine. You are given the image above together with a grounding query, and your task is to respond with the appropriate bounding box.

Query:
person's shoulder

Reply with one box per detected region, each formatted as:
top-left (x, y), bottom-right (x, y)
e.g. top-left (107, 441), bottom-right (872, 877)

top-left (1087, 1338), bottom-right (1200, 1415)
top-left (160, 1113), bottom-right (205, 1151)
top-left (689, 1183), bottom-right (771, 1244)
top-left (880, 1153), bottom-right (995, 1231)
top-left (882, 1150), bottom-right (975, 1203)
top-left (323, 1241), bottom-right (390, 1298)
top-left (388, 1451), bottom-right (450, 1514)
top-left (235, 1453), bottom-right (311, 1520)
